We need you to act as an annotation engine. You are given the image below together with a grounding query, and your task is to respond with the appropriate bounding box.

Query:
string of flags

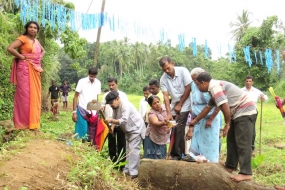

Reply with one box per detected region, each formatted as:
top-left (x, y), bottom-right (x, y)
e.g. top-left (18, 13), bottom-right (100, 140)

top-left (14, 0), bottom-right (282, 73)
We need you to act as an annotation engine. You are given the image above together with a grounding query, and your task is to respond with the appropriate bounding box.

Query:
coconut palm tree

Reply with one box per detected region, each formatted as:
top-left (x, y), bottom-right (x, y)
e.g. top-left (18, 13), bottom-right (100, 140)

top-left (230, 10), bottom-right (254, 42)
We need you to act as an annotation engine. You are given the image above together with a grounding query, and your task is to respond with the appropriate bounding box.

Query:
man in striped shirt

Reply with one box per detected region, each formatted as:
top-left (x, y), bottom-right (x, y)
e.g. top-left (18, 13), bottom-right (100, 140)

top-left (188, 72), bottom-right (256, 182)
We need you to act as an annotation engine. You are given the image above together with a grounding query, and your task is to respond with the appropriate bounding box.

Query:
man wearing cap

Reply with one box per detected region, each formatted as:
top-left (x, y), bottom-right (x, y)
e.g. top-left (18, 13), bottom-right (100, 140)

top-left (101, 77), bottom-right (128, 171)
top-left (104, 91), bottom-right (146, 179)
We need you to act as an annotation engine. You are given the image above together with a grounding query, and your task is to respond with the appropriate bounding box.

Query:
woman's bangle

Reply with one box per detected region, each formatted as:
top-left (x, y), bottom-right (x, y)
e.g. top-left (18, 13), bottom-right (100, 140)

top-left (225, 123), bottom-right (230, 127)
top-left (72, 110), bottom-right (76, 114)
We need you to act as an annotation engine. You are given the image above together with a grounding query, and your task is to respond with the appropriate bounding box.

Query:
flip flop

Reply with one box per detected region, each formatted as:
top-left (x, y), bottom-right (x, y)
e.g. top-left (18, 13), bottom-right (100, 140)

top-left (181, 155), bottom-right (196, 162)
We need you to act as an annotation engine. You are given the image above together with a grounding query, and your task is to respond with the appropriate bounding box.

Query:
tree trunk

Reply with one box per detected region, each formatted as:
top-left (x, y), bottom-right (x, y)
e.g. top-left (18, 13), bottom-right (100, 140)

top-left (139, 159), bottom-right (275, 190)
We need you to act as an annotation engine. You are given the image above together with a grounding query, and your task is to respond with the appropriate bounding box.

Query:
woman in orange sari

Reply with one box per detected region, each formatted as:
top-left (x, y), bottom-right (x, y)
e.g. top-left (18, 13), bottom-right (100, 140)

top-left (7, 21), bottom-right (45, 130)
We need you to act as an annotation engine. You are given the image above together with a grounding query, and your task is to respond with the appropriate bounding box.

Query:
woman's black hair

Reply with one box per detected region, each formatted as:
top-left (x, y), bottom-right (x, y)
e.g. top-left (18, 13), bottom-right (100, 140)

top-left (23, 21), bottom-right (40, 35)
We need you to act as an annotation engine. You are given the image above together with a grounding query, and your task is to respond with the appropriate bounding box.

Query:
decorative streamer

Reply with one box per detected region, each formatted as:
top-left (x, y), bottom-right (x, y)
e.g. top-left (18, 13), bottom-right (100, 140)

top-left (254, 50), bottom-right (258, 64)
top-left (204, 40), bottom-right (208, 59)
top-left (243, 46), bottom-right (252, 67)
top-left (14, 0), bottom-right (20, 7)
top-left (41, 0), bottom-right (46, 26)
top-left (265, 48), bottom-right (273, 73)
top-left (232, 48), bottom-right (237, 62)
top-left (276, 50), bottom-right (280, 73)
top-left (228, 44), bottom-right (232, 63)
top-left (192, 38), bottom-right (197, 56)
top-left (178, 34), bottom-right (185, 52)
top-left (259, 51), bottom-right (264, 65)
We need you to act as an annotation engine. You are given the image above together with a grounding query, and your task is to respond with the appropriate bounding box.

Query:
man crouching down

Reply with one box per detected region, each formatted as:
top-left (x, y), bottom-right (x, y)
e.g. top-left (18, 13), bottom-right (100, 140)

top-left (104, 91), bottom-right (146, 179)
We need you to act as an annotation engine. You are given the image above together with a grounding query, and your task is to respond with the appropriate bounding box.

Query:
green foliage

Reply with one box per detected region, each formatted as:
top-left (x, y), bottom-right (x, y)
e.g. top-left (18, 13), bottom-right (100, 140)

top-left (227, 15), bottom-right (285, 90)
top-left (252, 155), bottom-right (264, 169)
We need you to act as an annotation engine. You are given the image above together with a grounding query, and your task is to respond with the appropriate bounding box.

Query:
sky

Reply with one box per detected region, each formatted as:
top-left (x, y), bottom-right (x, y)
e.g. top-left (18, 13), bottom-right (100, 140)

top-left (66, 0), bottom-right (284, 57)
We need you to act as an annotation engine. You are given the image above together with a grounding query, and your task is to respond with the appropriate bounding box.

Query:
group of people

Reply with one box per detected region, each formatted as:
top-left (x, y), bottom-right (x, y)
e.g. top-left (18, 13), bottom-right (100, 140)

top-left (47, 80), bottom-right (72, 119)
top-left (8, 20), bottom-right (269, 182)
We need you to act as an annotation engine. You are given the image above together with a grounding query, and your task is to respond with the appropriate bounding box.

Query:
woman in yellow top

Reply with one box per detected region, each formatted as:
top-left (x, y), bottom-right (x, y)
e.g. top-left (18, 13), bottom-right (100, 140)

top-left (7, 21), bottom-right (45, 130)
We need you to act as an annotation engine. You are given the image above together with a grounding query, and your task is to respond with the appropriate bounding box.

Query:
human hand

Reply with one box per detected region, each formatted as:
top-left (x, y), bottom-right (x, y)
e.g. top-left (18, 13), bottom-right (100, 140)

top-left (166, 114), bottom-right (173, 121)
top-left (174, 104), bottom-right (182, 115)
top-left (109, 124), bottom-right (115, 134)
top-left (189, 118), bottom-right (197, 127)
top-left (105, 118), bottom-right (112, 125)
top-left (260, 94), bottom-right (265, 102)
top-left (205, 118), bottom-right (212, 128)
top-left (185, 127), bottom-right (193, 140)
top-left (19, 55), bottom-right (26, 60)
top-left (222, 124), bottom-right (230, 137)
top-left (72, 113), bottom-right (78, 122)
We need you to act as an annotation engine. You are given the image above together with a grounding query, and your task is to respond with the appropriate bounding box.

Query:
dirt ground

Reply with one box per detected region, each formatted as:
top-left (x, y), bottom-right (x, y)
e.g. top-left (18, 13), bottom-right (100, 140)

top-left (0, 138), bottom-right (78, 190)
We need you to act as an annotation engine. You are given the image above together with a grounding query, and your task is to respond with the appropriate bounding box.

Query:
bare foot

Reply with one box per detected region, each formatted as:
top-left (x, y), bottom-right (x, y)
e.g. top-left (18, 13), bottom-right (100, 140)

top-left (219, 161), bottom-right (233, 173)
top-left (230, 174), bottom-right (252, 182)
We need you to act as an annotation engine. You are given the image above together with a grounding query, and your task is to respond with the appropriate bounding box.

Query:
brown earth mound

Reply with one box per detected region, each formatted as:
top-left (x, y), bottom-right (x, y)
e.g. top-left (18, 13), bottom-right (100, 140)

top-left (0, 138), bottom-right (78, 189)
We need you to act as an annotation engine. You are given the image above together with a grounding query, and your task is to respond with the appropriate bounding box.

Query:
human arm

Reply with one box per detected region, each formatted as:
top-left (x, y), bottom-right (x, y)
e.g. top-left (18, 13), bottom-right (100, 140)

top-left (162, 91), bottom-right (173, 120)
top-left (148, 114), bottom-right (168, 127)
top-left (205, 107), bottom-right (220, 128)
top-left (174, 84), bottom-right (191, 115)
top-left (40, 44), bottom-right (45, 58)
top-left (219, 103), bottom-right (231, 137)
top-left (7, 39), bottom-right (25, 60)
top-left (72, 92), bottom-right (80, 122)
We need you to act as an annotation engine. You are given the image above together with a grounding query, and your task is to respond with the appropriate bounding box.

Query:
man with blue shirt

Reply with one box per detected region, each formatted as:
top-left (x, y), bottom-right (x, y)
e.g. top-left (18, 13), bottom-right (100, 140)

top-left (159, 56), bottom-right (192, 160)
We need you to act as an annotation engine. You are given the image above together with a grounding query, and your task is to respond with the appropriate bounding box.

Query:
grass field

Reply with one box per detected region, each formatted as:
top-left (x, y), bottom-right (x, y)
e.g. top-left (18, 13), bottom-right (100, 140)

top-left (1, 92), bottom-right (285, 188)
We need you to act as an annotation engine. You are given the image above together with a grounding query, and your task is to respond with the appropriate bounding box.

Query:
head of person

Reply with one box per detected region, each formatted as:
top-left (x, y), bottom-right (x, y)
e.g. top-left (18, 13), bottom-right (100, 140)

top-left (88, 67), bottom-right (98, 83)
top-left (107, 77), bottom-right (118, 91)
top-left (190, 67), bottom-right (205, 85)
top-left (244, 75), bottom-right (254, 89)
top-left (149, 79), bottom-right (160, 95)
top-left (63, 80), bottom-right (67, 85)
top-left (52, 80), bottom-right (56, 86)
top-left (148, 95), bottom-right (161, 112)
top-left (159, 56), bottom-right (175, 77)
top-left (23, 21), bottom-right (40, 36)
top-left (105, 91), bottom-right (120, 109)
top-left (143, 86), bottom-right (150, 100)
top-left (195, 72), bottom-right (212, 92)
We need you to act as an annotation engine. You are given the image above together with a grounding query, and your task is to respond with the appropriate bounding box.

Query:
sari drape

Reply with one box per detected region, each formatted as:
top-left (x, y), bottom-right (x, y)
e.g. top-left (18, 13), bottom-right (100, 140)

top-left (10, 37), bottom-right (43, 129)
top-left (190, 82), bottom-right (221, 162)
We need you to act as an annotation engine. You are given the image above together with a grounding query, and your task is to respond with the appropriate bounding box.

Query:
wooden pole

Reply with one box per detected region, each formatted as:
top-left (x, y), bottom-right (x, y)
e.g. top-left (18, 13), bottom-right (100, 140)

top-left (93, 0), bottom-right (106, 67)
top-left (259, 100), bottom-right (263, 156)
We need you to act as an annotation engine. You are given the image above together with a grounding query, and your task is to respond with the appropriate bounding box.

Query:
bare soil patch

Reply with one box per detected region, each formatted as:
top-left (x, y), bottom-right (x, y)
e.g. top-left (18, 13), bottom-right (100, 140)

top-left (0, 138), bottom-right (78, 190)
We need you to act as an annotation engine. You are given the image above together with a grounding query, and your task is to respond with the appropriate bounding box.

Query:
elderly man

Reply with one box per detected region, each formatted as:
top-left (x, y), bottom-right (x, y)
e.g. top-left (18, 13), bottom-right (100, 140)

top-left (187, 72), bottom-right (256, 182)
top-left (104, 91), bottom-right (145, 179)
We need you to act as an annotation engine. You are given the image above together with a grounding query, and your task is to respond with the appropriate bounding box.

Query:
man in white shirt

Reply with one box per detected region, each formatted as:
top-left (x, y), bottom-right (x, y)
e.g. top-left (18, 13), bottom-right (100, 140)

top-left (105, 91), bottom-right (145, 179)
top-left (72, 67), bottom-right (101, 142)
top-left (101, 77), bottom-right (128, 171)
top-left (139, 86), bottom-right (150, 124)
top-left (241, 75), bottom-right (268, 152)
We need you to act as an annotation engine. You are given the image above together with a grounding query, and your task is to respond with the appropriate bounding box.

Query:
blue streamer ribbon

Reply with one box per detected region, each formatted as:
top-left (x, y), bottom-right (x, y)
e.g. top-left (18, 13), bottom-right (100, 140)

top-left (204, 40), bottom-right (208, 59)
top-left (259, 51), bottom-right (264, 65)
top-left (276, 50), bottom-right (280, 73)
top-left (254, 50), bottom-right (258, 64)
